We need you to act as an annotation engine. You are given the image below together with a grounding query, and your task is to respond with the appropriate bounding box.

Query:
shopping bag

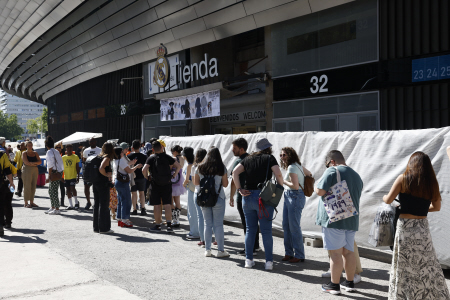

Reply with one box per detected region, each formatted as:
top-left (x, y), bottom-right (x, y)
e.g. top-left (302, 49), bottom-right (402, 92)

top-left (322, 167), bottom-right (358, 224)
top-left (368, 203), bottom-right (395, 247)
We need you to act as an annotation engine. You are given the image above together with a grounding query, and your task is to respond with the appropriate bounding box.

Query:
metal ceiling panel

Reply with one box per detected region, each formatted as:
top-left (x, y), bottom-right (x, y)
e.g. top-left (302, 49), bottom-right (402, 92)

top-left (194, 0), bottom-right (236, 18)
top-left (131, 8), bottom-right (158, 29)
top-left (93, 54), bottom-right (111, 67)
top-left (104, 11), bottom-right (126, 30)
top-left (253, 0), bottom-right (311, 28)
top-left (99, 61), bottom-right (117, 74)
top-left (94, 31), bottom-right (114, 46)
top-left (146, 29), bottom-right (174, 49)
top-left (87, 47), bottom-right (105, 60)
top-left (179, 29), bottom-right (215, 49)
top-left (243, 0), bottom-right (294, 15)
top-left (118, 30), bottom-right (142, 47)
top-left (308, 0), bottom-right (354, 13)
top-left (123, 0), bottom-right (150, 20)
top-left (125, 39), bottom-right (149, 56)
top-left (70, 46), bottom-right (84, 59)
top-left (115, 0), bottom-right (137, 11)
top-left (171, 18), bottom-right (206, 40)
top-left (76, 31), bottom-right (92, 45)
top-left (163, 6), bottom-right (197, 29)
top-left (81, 39), bottom-right (98, 53)
top-left (89, 22), bottom-right (107, 38)
top-left (108, 48), bottom-right (127, 61)
top-left (96, 1), bottom-right (118, 21)
top-left (69, 24), bottom-right (85, 39)
top-left (213, 15), bottom-right (257, 40)
top-left (138, 18), bottom-right (166, 39)
top-left (203, 3), bottom-right (246, 29)
top-left (111, 20), bottom-right (135, 39)
top-left (101, 39), bottom-right (121, 54)
top-left (114, 56), bottom-right (135, 70)
top-left (147, 0), bottom-right (166, 9)
top-left (155, 0), bottom-right (188, 19)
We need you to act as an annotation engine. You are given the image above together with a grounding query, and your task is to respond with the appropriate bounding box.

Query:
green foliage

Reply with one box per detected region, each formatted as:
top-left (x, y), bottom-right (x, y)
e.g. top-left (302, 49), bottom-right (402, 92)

top-left (26, 118), bottom-right (39, 135)
top-left (41, 107), bottom-right (48, 132)
top-left (0, 111), bottom-right (24, 140)
top-left (26, 107), bottom-right (48, 136)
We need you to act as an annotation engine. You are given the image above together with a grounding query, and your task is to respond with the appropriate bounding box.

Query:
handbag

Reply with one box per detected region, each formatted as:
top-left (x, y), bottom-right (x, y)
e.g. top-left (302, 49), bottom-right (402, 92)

top-left (186, 180), bottom-right (195, 192)
top-left (49, 149), bottom-right (62, 182)
top-left (295, 164), bottom-right (315, 197)
top-left (322, 167), bottom-right (358, 223)
top-left (259, 155), bottom-right (284, 208)
top-left (368, 203), bottom-right (395, 247)
top-left (116, 159), bottom-right (130, 183)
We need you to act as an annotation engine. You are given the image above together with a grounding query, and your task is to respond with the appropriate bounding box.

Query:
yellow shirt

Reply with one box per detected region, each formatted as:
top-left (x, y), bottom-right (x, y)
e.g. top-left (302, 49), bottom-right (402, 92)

top-left (62, 154), bottom-right (80, 180)
top-left (0, 152), bottom-right (12, 177)
top-left (14, 150), bottom-right (24, 169)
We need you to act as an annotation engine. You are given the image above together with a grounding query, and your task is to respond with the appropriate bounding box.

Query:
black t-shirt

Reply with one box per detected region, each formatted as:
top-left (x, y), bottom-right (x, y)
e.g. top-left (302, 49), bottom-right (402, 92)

top-left (128, 152), bottom-right (147, 179)
top-left (145, 153), bottom-right (176, 176)
top-left (240, 154), bottom-right (278, 190)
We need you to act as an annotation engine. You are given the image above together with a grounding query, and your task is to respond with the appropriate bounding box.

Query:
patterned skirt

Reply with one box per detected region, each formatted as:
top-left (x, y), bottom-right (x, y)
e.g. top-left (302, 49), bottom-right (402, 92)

top-left (388, 218), bottom-right (450, 300)
top-left (109, 187), bottom-right (118, 210)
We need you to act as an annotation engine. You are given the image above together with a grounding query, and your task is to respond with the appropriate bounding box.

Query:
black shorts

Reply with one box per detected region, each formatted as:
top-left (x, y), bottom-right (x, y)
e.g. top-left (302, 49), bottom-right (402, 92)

top-left (131, 178), bottom-right (146, 192)
top-left (149, 182), bottom-right (172, 206)
top-left (65, 179), bottom-right (77, 187)
top-left (84, 180), bottom-right (92, 186)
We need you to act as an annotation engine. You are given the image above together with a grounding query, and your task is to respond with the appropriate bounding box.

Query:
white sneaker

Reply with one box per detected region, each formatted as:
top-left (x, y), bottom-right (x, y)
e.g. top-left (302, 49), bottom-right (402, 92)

top-left (205, 250), bottom-right (212, 257)
top-left (353, 274), bottom-right (362, 284)
top-left (265, 261), bottom-right (273, 271)
top-left (48, 210), bottom-right (60, 215)
top-left (245, 259), bottom-right (255, 268)
top-left (44, 208), bottom-right (54, 214)
top-left (216, 250), bottom-right (230, 258)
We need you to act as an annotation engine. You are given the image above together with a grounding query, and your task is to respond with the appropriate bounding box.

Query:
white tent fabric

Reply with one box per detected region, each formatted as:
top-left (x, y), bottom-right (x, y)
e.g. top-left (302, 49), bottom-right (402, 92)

top-left (56, 132), bottom-right (102, 145)
top-left (162, 127), bottom-right (450, 267)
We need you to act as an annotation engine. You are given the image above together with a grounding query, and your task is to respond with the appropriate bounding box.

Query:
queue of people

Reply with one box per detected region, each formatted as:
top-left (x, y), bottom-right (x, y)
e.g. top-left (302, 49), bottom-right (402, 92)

top-left (0, 134), bottom-right (449, 299)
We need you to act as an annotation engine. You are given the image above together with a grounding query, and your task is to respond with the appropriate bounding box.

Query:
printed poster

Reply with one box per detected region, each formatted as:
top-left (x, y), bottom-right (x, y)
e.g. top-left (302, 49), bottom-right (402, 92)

top-left (160, 89), bottom-right (220, 121)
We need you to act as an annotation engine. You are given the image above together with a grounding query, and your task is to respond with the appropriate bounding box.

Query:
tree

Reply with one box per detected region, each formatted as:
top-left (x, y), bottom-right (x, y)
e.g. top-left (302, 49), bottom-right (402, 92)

top-left (39, 107), bottom-right (48, 133)
top-left (26, 118), bottom-right (39, 136)
top-left (0, 111), bottom-right (24, 140)
top-left (26, 108), bottom-right (48, 137)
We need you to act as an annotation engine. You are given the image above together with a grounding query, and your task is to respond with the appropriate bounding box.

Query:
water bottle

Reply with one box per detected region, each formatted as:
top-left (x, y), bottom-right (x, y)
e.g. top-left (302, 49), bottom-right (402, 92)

top-left (9, 184), bottom-right (15, 193)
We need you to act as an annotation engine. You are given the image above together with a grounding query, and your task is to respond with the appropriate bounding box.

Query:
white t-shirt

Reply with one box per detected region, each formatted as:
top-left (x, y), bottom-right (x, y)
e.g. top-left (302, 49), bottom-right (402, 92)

top-left (114, 158), bottom-right (129, 176)
top-left (46, 148), bottom-right (64, 173)
top-left (83, 147), bottom-right (101, 159)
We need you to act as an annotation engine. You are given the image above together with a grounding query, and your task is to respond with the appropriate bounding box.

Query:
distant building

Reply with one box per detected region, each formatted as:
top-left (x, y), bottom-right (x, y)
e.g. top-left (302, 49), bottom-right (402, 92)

top-left (0, 89), bottom-right (45, 137)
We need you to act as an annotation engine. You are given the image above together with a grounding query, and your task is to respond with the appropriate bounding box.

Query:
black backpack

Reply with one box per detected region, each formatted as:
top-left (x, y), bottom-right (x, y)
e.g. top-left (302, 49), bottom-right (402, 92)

top-left (150, 154), bottom-right (172, 185)
top-left (196, 175), bottom-right (222, 207)
top-left (84, 155), bottom-right (104, 183)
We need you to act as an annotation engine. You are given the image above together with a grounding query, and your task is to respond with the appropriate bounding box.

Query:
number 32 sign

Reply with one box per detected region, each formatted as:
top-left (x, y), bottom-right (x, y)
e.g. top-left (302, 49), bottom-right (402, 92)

top-left (310, 74), bottom-right (329, 94)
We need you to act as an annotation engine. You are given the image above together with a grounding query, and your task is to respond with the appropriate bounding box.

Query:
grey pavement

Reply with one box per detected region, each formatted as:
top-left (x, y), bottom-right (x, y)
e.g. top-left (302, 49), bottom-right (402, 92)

top-left (2, 180), bottom-right (450, 300)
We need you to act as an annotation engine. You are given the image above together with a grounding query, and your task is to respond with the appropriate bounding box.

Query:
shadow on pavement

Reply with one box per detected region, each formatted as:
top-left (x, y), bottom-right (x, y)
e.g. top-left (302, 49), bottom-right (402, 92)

top-left (1, 234), bottom-right (47, 244)
top-left (8, 228), bottom-right (46, 235)
top-left (112, 232), bottom-right (169, 243)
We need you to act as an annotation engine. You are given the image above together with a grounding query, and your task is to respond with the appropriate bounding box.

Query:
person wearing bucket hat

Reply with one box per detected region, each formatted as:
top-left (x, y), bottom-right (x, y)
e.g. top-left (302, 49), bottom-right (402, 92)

top-left (232, 137), bottom-right (284, 271)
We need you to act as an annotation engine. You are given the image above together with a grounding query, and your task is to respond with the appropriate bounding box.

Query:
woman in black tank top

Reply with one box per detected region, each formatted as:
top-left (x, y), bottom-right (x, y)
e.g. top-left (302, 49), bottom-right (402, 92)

top-left (383, 152), bottom-right (449, 299)
top-left (21, 141), bottom-right (41, 208)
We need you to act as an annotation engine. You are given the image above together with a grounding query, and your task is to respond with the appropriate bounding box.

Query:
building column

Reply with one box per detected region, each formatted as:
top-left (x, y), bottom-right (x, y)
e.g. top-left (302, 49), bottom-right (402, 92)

top-left (264, 26), bottom-right (273, 132)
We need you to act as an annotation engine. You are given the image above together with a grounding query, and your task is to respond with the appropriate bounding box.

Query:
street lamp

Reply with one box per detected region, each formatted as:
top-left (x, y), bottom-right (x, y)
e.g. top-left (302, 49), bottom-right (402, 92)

top-left (120, 76), bottom-right (143, 85)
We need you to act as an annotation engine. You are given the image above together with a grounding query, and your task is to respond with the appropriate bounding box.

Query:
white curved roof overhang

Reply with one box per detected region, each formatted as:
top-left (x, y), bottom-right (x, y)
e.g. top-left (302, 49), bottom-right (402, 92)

top-left (0, 0), bottom-right (354, 103)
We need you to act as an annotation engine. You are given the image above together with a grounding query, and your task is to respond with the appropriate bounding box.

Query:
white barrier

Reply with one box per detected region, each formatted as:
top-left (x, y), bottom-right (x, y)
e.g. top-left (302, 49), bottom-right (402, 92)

top-left (162, 128), bottom-right (450, 267)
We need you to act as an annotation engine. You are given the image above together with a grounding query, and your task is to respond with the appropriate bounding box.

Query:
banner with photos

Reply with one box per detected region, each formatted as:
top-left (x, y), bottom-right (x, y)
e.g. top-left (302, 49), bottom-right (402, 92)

top-left (160, 89), bottom-right (220, 121)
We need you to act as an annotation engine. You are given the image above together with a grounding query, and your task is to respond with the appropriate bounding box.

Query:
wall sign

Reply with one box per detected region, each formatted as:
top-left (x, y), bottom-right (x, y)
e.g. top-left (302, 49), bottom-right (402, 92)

top-left (209, 110), bottom-right (266, 123)
top-left (160, 90), bottom-right (220, 121)
top-left (412, 54), bottom-right (450, 83)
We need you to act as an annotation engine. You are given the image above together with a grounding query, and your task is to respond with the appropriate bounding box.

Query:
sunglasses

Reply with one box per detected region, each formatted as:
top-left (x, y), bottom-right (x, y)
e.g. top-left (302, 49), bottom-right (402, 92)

top-left (325, 160), bottom-right (331, 168)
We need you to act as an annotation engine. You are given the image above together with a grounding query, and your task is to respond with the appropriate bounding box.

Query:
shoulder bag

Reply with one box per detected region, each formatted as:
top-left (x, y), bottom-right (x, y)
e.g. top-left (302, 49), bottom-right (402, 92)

top-left (49, 149), bottom-right (62, 182)
top-left (295, 164), bottom-right (315, 197)
top-left (116, 159), bottom-right (130, 183)
top-left (259, 155), bottom-right (284, 207)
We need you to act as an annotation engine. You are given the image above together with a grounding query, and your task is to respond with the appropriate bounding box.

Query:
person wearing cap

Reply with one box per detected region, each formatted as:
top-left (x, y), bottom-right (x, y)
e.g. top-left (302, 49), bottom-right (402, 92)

top-left (114, 143), bottom-right (142, 228)
top-left (157, 139), bottom-right (166, 152)
top-left (232, 138), bottom-right (283, 271)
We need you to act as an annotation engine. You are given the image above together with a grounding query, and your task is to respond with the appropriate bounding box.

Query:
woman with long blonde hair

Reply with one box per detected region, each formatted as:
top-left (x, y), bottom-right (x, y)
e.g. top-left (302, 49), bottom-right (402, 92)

top-left (383, 151), bottom-right (449, 299)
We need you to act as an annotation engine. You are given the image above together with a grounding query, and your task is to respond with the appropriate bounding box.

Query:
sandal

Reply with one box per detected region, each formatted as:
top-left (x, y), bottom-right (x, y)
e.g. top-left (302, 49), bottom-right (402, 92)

top-left (31, 203), bottom-right (39, 207)
top-left (25, 204), bottom-right (32, 208)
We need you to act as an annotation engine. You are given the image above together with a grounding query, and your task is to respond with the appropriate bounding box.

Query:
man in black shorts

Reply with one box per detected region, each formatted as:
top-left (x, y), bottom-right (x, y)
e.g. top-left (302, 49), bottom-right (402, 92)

top-left (142, 141), bottom-right (181, 232)
top-left (128, 139), bottom-right (148, 216)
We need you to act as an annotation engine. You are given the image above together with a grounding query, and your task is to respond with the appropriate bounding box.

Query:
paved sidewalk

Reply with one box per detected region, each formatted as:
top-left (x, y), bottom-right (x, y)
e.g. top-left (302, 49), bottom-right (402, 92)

top-left (2, 181), bottom-right (449, 299)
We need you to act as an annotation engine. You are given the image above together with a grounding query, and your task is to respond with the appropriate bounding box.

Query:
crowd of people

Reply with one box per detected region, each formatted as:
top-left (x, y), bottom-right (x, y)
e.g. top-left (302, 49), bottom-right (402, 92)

top-left (0, 135), bottom-right (449, 298)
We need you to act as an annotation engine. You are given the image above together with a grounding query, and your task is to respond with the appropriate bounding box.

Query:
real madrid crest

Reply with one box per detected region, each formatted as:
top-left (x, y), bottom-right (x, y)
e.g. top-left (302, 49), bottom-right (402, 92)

top-left (153, 44), bottom-right (169, 88)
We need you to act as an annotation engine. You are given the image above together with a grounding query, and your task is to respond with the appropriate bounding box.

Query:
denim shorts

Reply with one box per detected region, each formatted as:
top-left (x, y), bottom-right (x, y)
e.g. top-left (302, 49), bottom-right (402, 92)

top-left (322, 227), bottom-right (356, 252)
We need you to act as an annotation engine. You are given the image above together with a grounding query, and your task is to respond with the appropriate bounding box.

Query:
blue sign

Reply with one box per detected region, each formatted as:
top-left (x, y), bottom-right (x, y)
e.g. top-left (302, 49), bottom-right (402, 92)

top-left (412, 54), bottom-right (450, 82)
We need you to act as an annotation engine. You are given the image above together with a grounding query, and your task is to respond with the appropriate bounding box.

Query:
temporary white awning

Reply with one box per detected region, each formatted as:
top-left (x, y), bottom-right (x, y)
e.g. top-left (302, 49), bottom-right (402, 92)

top-left (56, 132), bottom-right (102, 145)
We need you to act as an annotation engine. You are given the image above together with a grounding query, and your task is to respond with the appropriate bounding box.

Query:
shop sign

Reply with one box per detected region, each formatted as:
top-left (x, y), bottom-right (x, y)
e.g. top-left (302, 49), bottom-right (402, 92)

top-left (209, 110), bottom-right (266, 123)
top-left (160, 89), bottom-right (220, 121)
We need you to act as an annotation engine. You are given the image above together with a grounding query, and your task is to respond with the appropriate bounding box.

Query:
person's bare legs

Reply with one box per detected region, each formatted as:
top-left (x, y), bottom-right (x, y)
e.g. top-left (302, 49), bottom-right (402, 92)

top-left (163, 204), bottom-right (172, 222)
top-left (329, 248), bottom-right (344, 284)
top-left (84, 185), bottom-right (91, 204)
top-left (131, 191), bottom-right (138, 210)
top-left (153, 205), bottom-right (162, 224)
top-left (139, 191), bottom-right (145, 209)
top-left (173, 195), bottom-right (181, 209)
top-left (342, 248), bottom-right (356, 281)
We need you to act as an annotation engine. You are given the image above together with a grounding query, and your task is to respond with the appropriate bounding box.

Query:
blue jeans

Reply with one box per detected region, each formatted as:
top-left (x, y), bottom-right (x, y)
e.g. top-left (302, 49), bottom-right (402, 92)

top-left (201, 197), bottom-right (225, 251)
top-left (194, 193), bottom-right (205, 241)
top-left (243, 190), bottom-right (274, 262)
top-left (283, 189), bottom-right (306, 259)
top-left (115, 180), bottom-right (132, 220)
top-left (187, 189), bottom-right (200, 237)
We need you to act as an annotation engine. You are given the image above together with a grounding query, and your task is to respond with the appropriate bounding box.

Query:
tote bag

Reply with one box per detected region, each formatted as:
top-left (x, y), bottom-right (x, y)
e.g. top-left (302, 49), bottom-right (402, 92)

top-left (322, 167), bottom-right (358, 224)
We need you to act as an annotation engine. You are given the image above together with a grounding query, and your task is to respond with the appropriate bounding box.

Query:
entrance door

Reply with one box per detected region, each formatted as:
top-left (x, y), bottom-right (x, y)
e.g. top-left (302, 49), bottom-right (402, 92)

top-left (232, 126), bottom-right (257, 134)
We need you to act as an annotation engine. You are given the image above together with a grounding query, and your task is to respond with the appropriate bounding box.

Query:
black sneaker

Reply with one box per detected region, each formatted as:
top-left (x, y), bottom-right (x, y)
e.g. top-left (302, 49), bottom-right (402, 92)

top-left (131, 210), bottom-right (138, 215)
top-left (238, 249), bottom-right (246, 255)
top-left (340, 280), bottom-right (356, 292)
top-left (140, 208), bottom-right (147, 216)
top-left (67, 206), bottom-right (75, 210)
top-left (166, 225), bottom-right (173, 233)
top-left (322, 282), bottom-right (341, 295)
top-left (149, 225), bottom-right (161, 232)
top-left (74, 203), bottom-right (80, 210)
top-left (85, 202), bottom-right (91, 210)
top-left (4, 224), bottom-right (11, 229)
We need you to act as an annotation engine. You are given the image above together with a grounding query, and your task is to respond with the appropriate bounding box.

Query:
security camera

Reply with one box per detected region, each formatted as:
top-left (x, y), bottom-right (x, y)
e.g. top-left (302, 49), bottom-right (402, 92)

top-left (120, 80), bottom-right (124, 85)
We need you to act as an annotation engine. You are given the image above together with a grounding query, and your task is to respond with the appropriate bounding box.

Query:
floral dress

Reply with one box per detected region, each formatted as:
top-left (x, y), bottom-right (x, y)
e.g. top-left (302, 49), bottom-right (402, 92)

top-left (109, 187), bottom-right (118, 210)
